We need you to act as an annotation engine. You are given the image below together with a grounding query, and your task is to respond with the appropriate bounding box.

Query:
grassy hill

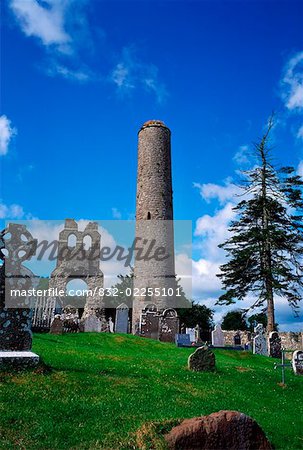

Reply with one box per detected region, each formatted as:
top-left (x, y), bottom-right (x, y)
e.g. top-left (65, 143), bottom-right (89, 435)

top-left (0, 333), bottom-right (302, 449)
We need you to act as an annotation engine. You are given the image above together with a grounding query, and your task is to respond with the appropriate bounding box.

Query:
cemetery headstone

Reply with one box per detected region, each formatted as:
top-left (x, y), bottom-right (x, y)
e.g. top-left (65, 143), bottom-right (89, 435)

top-left (0, 224), bottom-right (39, 369)
top-left (194, 324), bottom-right (202, 343)
top-left (115, 303), bottom-right (129, 334)
top-left (84, 314), bottom-right (101, 332)
top-left (159, 309), bottom-right (179, 343)
top-left (140, 306), bottom-right (159, 339)
top-left (211, 324), bottom-right (224, 347)
top-left (245, 341), bottom-right (252, 351)
top-left (292, 350), bottom-right (303, 375)
top-left (188, 345), bottom-right (216, 372)
top-left (175, 333), bottom-right (191, 347)
top-left (62, 305), bottom-right (79, 333)
top-left (108, 316), bottom-right (114, 333)
top-left (268, 331), bottom-right (282, 358)
top-left (50, 315), bottom-right (63, 335)
top-left (253, 323), bottom-right (267, 356)
top-left (186, 327), bottom-right (196, 343)
top-left (274, 349), bottom-right (292, 384)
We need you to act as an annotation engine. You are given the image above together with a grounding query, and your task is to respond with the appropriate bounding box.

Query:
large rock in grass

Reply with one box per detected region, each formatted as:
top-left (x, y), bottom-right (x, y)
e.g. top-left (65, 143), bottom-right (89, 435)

top-left (188, 345), bottom-right (215, 372)
top-left (164, 411), bottom-right (273, 450)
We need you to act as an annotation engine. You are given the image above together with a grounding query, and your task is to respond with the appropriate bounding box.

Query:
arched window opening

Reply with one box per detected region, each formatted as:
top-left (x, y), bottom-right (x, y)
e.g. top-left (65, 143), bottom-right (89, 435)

top-left (83, 235), bottom-right (92, 250)
top-left (67, 234), bottom-right (77, 248)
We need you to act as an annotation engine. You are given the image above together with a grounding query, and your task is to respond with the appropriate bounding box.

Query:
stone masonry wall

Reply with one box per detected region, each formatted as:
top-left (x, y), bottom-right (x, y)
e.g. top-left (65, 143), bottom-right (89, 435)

top-left (133, 121), bottom-right (176, 333)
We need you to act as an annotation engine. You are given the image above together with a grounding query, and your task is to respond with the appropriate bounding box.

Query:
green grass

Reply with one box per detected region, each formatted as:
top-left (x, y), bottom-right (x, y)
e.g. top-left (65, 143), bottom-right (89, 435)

top-left (0, 333), bottom-right (302, 449)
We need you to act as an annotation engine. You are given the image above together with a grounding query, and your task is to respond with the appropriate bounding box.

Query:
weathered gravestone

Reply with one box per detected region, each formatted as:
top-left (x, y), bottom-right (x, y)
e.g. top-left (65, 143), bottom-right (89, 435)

top-left (140, 305), bottom-right (159, 339)
top-left (50, 315), bottom-right (63, 335)
top-left (268, 331), bottom-right (282, 358)
top-left (194, 324), bottom-right (202, 343)
top-left (0, 224), bottom-right (39, 369)
top-left (84, 314), bottom-right (101, 332)
top-left (175, 333), bottom-right (191, 347)
top-left (292, 350), bottom-right (303, 375)
top-left (253, 323), bottom-right (267, 356)
top-left (62, 306), bottom-right (79, 333)
top-left (159, 309), bottom-right (179, 343)
top-left (188, 345), bottom-right (216, 372)
top-left (163, 411), bottom-right (273, 450)
top-left (108, 317), bottom-right (114, 333)
top-left (211, 324), bottom-right (224, 347)
top-left (115, 303), bottom-right (129, 334)
top-left (186, 327), bottom-right (196, 343)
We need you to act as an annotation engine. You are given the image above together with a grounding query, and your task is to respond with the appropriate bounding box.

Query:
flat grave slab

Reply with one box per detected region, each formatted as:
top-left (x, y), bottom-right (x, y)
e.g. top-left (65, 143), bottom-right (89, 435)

top-left (0, 351), bottom-right (40, 369)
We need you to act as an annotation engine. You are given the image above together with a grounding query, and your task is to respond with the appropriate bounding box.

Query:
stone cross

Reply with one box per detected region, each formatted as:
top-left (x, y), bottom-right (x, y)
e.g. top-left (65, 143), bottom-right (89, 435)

top-left (274, 349), bottom-right (292, 384)
top-left (0, 224), bottom-right (39, 369)
top-left (194, 324), bottom-right (201, 343)
top-left (253, 323), bottom-right (267, 356)
top-left (211, 324), bottom-right (225, 347)
top-left (292, 350), bottom-right (303, 376)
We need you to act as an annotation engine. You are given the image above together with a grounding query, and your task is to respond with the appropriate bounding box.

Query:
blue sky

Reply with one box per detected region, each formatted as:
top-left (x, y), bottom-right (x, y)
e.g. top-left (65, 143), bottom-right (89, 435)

top-left (1, 0), bottom-right (303, 330)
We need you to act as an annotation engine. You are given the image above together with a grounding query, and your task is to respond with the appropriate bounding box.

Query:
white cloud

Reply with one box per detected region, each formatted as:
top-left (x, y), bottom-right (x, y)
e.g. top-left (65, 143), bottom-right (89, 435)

top-left (111, 208), bottom-right (122, 219)
top-left (0, 115), bottom-right (16, 155)
top-left (10, 0), bottom-right (71, 52)
top-left (111, 62), bottom-right (134, 91)
top-left (194, 179), bottom-right (239, 205)
top-left (10, 0), bottom-right (96, 82)
top-left (10, 2), bottom-right (166, 97)
top-left (233, 144), bottom-right (251, 166)
top-left (297, 161), bottom-right (303, 178)
top-left (281, 51), bottom-right (303, 111)
top-left (46, 62), bottom-right (93, 82)
top-left (110, 47), bottom-right (168, 103)
top-left (0, 202), bottom-right (25, 219)
top-left (297, 124), bottom-right (303, 140)
top-left (194, 202), bottom-right (236, 262)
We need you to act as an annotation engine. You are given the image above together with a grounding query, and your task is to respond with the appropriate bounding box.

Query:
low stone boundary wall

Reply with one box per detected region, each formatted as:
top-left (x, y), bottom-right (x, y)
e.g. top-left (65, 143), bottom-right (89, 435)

top-left (221, 330), bottom-right (302, 350)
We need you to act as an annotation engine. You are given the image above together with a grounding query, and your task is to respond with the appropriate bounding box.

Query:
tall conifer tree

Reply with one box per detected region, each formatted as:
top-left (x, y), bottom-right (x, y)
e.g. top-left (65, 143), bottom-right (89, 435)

top-left (217, 117), bottom-right (303, 331)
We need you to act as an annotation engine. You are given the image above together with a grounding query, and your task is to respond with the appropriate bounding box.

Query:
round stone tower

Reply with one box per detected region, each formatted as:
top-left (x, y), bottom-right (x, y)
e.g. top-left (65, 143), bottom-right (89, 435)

top-left (136, 120), bottom-right (173, 221)
top-left (132, 120), bottom-right (176, 334)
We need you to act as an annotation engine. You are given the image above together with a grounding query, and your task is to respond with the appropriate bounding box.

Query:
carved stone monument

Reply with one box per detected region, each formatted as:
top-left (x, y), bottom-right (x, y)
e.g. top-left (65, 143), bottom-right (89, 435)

top-left (50, 315), bottom-right (63, 335)
top-left (115, 303), bottom-right (129, 334)
top-left (188, 345), bottom-right (216, 372)
top-left (84, 313), bottom-right (102, 332)
top-left (0, 224), bottom-right (39, 368)
top-left (268, 331), bottom-right (282, 358)
top-left (211, 324), bottom-right (224, 347)
top-left (175, 333), bottom-right (191, 347)
top-left (159, 308), bottom-right (179, 343)
top-left (186, 327), bottom-right (196, 343)
top-left (140, 305), bottom-right (159, 339)
top-left (253, 323), bottom-right (267, 356)
top-left (292, 350), bottom-right (303, 375)
top-left (108, 317), bottom-right (114, 333)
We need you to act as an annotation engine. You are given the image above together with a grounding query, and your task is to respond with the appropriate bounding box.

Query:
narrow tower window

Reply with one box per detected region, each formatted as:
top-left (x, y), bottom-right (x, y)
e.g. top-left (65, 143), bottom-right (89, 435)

top-left (147, 212), bottom-right (151, 220)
